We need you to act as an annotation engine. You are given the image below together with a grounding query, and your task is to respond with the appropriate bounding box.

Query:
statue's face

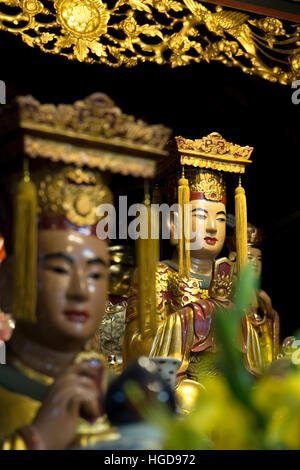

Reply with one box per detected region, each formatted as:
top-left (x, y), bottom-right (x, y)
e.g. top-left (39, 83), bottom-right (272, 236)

top-left (189, 198), bottom-right (226, 260)
top-left (229, 246), bottom-right (262, 277)
top-left (247, 245), bottom-right (262, 276)
top-left (35, 230), bottom-right (109, 345)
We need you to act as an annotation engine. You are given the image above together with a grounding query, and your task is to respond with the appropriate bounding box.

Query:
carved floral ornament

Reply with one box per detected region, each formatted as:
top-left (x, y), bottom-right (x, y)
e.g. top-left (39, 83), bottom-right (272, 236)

top-left (37, 166), bottom-right (113, 226)
top-left (6, 93), bottom-right (172, 153)
top-left (0, 0), bottom-right (299, 84)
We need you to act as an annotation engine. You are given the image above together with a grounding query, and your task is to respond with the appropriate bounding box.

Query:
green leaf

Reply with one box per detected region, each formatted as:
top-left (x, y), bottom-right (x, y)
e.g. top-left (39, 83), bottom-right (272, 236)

top-left (215, 266), bottom-right (259, 407)
top-left (234, 265), bottom-right (259, 316)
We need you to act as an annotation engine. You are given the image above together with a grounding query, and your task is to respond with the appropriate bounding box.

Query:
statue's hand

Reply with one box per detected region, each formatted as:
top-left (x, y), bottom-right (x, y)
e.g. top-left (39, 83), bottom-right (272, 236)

top-left (28, 362), bottom-right (101, 450)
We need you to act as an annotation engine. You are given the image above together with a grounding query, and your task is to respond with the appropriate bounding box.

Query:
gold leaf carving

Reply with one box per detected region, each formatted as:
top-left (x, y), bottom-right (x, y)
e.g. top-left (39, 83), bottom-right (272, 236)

top-left (74, 39), bottom-right (89, 62)
top-left (0, 93), bottom-right (172, 153)
top-left (0, 0), bottom-right (299, 84)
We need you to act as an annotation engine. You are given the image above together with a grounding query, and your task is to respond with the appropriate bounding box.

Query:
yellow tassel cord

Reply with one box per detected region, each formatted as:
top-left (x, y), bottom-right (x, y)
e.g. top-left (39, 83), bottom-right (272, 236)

top-left (152, 184), bottom-right (162, 259)
top-left (13, 161), bottom-right (38, 323)
top-left (178, 167), bottom-right (190, 279)
top-left (234, 176), bottom-right (248, 274)
top-left (137, 186), bottom-right (159, 339)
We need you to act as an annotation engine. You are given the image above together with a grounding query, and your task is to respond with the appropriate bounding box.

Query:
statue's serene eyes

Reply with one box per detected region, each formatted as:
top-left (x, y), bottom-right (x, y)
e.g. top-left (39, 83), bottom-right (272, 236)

top-left (216, 211), bottom-right (226, 223)
top-left (46, 266), bottom-right (69, 275)
top-left (192, 209), bottom-right (207, 220)
top-left (88, 272), bottom-right (104, 280)
top-left (194, 213), bottom-right (207, 220)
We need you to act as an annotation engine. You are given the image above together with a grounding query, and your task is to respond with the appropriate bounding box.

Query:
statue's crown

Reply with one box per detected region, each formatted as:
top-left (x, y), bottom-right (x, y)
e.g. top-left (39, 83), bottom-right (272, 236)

top-left (176, 132), bottom-right (253, 174)
top-left (36, 166), bottom-right (113, 227)
top-left (188, 168), bottom-right (226, 201)
top-left (227, 223), bottom-right (263, 250)
top-left (247, 225), bottom-right (263, 247)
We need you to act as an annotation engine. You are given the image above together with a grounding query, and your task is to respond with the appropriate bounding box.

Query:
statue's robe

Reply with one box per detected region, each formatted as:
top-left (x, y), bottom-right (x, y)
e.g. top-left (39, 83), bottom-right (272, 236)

top-left (243, 289), bottom-right (280, 375)
top-left (124, 260), bottom-right (232, 383)
top-left (124, 260), bottom-right (280, 382)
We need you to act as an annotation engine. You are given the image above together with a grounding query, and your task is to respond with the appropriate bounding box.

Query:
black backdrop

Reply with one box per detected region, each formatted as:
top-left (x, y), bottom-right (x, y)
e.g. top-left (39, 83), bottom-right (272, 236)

top-left (1, 30), bottom-right (300, 339)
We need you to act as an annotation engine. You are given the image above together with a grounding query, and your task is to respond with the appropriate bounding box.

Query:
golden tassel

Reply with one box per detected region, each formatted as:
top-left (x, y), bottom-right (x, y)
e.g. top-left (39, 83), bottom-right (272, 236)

top-left (235, 175), bottom-right (248, 274)
top-left (13, 160), bottom-right (38, 323)
top-left (178, 167), bottom-right (190, 279)
top-left (137, 183), bottom-right (159, 338)
top-left (152, 184), bottom-right (163, 260)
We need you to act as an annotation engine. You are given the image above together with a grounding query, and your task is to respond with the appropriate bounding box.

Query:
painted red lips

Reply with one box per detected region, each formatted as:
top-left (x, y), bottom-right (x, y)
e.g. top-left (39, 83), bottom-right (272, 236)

top-left (204, 237), bottom-right (218, 245)
top-left (64, 310), bottom-right (90, 323)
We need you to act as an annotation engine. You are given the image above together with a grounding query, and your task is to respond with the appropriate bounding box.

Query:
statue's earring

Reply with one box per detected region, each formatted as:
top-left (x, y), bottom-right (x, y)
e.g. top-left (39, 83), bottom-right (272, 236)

top-left (229, 251), bottom-right (237, 262)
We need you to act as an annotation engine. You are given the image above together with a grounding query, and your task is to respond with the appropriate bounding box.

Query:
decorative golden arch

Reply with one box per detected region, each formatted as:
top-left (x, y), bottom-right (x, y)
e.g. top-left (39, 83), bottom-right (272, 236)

top-left (0, 0), bottom-right (299, 84)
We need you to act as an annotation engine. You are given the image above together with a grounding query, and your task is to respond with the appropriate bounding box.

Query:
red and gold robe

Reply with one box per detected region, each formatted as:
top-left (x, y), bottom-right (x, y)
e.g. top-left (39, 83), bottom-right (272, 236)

top-left (124, 260), bottom-right (232, 382)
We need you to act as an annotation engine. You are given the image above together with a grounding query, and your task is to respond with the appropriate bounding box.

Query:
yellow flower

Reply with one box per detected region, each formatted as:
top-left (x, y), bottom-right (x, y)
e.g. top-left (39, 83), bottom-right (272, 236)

top-left (253, 373), bottom-right (300, 449)
top-left (165, 377), bottom-right (256, 450)
top-left (194, 377), bottom-right (256, 450)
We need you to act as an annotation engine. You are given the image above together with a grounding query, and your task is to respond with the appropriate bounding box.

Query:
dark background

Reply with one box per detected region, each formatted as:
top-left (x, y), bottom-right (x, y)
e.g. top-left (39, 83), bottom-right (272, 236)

top-left (0, 30), bottom-right (300, 339)
top-left (206, 0), bottom-right (300, 21)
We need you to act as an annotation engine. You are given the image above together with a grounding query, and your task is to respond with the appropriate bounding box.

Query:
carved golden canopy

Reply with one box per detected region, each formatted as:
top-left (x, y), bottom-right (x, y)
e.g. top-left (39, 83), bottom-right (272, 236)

top-left (0, 92), bottom-right (172, 179)
top-left (0, 1), bottom-right (299, 85)
top-left (176, 132), bottom-right (253, 174)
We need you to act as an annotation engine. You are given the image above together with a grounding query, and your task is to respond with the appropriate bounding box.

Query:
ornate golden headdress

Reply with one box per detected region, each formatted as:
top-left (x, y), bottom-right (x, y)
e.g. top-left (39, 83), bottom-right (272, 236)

top-left (185, 168), bottom-right (226, 203)
top-left (248, 225), bottom-right (263, 247)
top-left (175, 132), bottom-right (254, 279)
top-left (37, 166), bottom-right (112, 227)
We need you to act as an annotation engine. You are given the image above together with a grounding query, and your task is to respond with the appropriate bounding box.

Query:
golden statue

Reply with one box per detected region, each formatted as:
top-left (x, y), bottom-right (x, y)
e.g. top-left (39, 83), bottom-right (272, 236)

top-left (123, 132), bottom-right (253, 410)
top-left (0, 93), bottom-right (171, 449)
top-left (0, 162), bottom-right (120, 450)
top-left (98, 245), bottom-right (135, 370)
top-left (227, 224), bottom-right (280, 375)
